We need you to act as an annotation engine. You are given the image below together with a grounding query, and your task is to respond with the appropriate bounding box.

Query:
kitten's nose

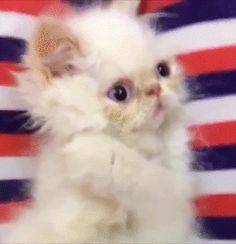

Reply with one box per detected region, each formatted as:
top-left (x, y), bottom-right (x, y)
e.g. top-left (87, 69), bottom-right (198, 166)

top-left (146, 84), bottom-right (161, 97)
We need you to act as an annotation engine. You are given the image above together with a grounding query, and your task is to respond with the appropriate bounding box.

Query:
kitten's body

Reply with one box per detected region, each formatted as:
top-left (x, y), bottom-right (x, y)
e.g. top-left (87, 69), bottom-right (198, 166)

top-left (5, 2), bottom-right (195, 243)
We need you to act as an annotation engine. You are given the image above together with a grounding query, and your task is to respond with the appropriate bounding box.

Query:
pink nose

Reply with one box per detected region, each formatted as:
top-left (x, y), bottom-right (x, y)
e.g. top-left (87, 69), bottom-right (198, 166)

top-left (146, 84), bottom-right (161, 97)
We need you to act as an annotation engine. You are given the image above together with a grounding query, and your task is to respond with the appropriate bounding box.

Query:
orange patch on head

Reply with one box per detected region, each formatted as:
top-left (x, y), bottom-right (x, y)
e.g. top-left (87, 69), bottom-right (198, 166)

top-left (28, 17), bottom-right (81, 79)
top-left (33, 17), bottom-right (78, 58)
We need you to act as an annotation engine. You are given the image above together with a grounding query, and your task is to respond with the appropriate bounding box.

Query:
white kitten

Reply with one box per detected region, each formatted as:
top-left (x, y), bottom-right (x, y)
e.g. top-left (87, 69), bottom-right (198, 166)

top-left (5, 1), bottom-right (196, 243)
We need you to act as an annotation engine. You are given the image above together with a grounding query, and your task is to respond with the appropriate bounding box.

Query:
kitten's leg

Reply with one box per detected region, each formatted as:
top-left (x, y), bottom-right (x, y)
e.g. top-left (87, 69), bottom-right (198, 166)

top-left (5, 134), bottom-right (131, 243)
top-left (62, 133), bottom-right (194, 242)
top-left (5, 189), bottom-right (128, 243)
top-left (4, 206), bottom-right (64, 243)
top-left (134, 167), bottom-right (194, 242)
top-left (163, 124), bottom-right (191, 171)
top-left (59, 134), bottom-right (143, 241)
top-left (111, 154), bottom-right (194, 242)
top-left (62, 133), bottom-right (124, 196)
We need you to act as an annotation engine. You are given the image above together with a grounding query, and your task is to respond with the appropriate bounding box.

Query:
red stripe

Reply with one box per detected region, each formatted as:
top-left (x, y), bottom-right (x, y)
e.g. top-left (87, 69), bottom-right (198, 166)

top-left (195, 194), bottom-right (236, 217)
top-left (140, 0), bottom-right (183, 13)
top-left (0, 63), bottom-right (25, 87)
top-left (0, 121), bottom-right (235, 156)
top-left (0, 135), bottom-right (36, 157)
top-left (178, 45), bottom-right (236, 76)
top-left (190, 121), bottom-right (236, 149)
top-left (0, 0), bottom-right (70, 17)
top-left (1, 195), bottom-right (236, 224)
top-left (0, 201), bottom-right (31, 223)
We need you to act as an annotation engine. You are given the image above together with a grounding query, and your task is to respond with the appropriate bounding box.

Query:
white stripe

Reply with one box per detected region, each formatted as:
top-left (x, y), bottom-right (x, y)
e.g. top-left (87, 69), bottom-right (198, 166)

top-left (1, 89), bottom-right (235, 125)
top-left (0, 224), bottom-right (11, 243)
top-left (200, 241), bottom-right (236, 244)
top-left (186, 95), bottom-right (236, 126)
top-left (0, 86), bottom-right (26, 110)
top-left (0, 12), bottom-right (36, 41)
top-left (1, 13), bottom-right (236, 56)
top-left (158, 18), bottom-right (236, 55)
top-left (194, 170), bottom-right (236, 195)
top-left (1, 87), bottom-right (236, 123)
top-left (1, 158), bottom-right (235, 195)
top-left (0, 157), bottom-right (36, 180)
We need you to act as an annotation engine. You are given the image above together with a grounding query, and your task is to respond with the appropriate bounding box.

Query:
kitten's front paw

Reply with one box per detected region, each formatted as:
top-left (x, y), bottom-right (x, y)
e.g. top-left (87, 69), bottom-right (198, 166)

top-left (63, 133), bottom-right (117, 196)
top-left (77, 172), bottom-right (114, 199)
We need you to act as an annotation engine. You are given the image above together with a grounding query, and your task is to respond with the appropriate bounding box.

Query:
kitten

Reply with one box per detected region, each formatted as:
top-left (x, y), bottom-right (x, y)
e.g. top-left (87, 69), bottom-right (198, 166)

top-left (5, 1), bottom-right (195, 243)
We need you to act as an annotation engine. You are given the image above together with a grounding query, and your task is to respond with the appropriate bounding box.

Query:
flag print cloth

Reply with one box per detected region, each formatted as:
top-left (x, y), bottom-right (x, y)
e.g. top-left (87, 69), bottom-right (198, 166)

top-left (0, 0), bottom-right (235, 242)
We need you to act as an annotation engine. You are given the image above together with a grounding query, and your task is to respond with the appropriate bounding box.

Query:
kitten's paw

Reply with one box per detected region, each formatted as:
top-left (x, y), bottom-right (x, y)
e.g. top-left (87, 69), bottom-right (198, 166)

top-left (77, 172), bottom-right (114, 199)
top-left (63, 133), bottom-right (118, 196)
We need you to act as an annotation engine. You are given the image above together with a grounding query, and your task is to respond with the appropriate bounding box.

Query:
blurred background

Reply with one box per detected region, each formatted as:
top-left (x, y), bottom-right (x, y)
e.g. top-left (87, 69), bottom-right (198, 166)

top-left (0, 0), bottom-right (235, 242)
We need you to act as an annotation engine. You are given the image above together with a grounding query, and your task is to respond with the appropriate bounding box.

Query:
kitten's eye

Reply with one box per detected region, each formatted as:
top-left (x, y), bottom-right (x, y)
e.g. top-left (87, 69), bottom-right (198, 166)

top-left (107, 82), bottom-right (132, 103)
top-left (156, 61), bottom-right (170, 77)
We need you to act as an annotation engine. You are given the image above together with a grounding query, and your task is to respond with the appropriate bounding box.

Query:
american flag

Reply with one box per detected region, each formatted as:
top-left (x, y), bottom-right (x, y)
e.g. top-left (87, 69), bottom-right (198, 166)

top-left (0, 0), bottom-right (235, 242)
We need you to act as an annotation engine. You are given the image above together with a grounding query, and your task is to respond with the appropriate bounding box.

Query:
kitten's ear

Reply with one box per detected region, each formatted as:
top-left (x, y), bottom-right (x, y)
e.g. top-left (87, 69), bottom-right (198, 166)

top-left (109, 0), bottom-right (141, 15)
top-left (26, 17), bottom-right (80, 80)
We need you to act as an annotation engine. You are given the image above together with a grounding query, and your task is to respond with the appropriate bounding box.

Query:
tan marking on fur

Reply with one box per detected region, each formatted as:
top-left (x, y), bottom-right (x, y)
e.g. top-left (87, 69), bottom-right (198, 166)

top-left (32, 17), bottom-right (79, 58)
top-left (27, 17), bottom-right (81, 79)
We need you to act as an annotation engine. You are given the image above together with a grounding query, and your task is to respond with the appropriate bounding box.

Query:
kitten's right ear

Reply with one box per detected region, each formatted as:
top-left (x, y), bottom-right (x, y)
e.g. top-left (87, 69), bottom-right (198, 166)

top-left (26, 17), bottom-right (80, 80)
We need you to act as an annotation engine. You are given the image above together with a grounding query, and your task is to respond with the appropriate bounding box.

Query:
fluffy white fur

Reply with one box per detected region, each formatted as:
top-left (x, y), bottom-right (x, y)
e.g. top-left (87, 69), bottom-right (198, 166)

top-left (5, 1), bottom-right (196, 243)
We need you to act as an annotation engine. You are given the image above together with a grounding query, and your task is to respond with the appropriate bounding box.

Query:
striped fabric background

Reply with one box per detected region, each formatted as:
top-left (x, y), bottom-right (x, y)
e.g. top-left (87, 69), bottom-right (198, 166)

top-left (0, 0), bottom-right (235, 242)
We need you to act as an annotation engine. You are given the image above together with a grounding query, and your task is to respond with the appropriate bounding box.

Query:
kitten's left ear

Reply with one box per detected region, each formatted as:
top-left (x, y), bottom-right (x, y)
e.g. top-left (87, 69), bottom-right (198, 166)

top-left (109, 0), bottom-right (141, 15)
top-left (26, 16), bottom-right (81, 81)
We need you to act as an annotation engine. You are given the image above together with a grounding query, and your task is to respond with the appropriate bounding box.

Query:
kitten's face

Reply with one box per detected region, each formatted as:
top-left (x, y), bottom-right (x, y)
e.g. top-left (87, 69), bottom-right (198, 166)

top-left (22, 6), bottom-right (184, 136)
top-left (68, 9), bottom-right (184, 133)
top-left (96, 58), bottom-right (183, 133)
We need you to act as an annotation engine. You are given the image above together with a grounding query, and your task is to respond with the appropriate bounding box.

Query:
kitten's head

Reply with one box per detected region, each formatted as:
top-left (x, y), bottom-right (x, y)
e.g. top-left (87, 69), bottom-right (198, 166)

top-left (20, 1), bottom-right (185, 137)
